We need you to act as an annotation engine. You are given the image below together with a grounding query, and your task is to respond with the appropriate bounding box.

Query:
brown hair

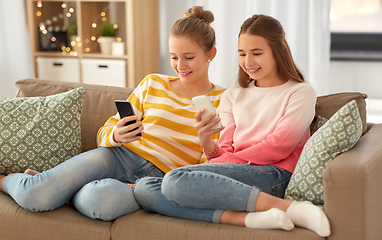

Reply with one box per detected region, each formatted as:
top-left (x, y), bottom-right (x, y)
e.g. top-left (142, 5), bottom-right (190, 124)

top-left (170, 6), bottom-right (216, 53)
top-left (238, 14), bottom-right (305, 87)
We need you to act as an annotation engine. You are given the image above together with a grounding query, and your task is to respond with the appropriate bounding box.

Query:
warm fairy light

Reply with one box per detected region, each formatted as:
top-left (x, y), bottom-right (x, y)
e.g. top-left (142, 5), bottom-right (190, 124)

top-left (37, 1), bottom-right (42, 8)
top-left (39, 25), bottom-right (45, 31)
top-left (116, 37), bottom-right (122, 42)
top-left (113, 24), bottom-right (118, 29)
top-left (91, 36), bottom-right (96, 41)
top-left (66, 47), bottom-right (71, 52)
top-left (97, 38), bottom-right (101, 43)
top-left (36, 11), bottom-right (42, 17)
top-left (62, 51), bottom-right (67, 55)
top-left (51, 37), bottom-right (56, 42)
top-left (42, 29), bottom-right (48, 34)
top-left (69, 8), bottom-right (74, 13)
top-left (66, 12), bottom-right (72, 18)
top-left (102, 17), bottom-right (107, 22)
top-left (77, 42), bottom-right (82, 47)
top-left (92, 23), bottom-right (97, 28)
top-left (76, 36), bottom-right (81, 42)
top-left (61, 46), bottom-right (66, 51)
top-left (101, 12), bottom-right (106, 17)
top-left (85, 48), bottom-right (90, 52)
top-left (71, 41), bottom-right (76, 46)
top-left (85, 39), bottom-right (90, 43)
top-left (61, 3), bottom-right (67, 8)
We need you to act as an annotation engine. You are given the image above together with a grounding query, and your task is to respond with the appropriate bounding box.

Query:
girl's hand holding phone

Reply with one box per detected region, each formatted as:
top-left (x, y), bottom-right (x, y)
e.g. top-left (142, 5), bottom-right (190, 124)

top-left (114, 100), bottom-right (144, 143)
top-left (195, 109), bottom-right (224, 153)
top-left (113, 115), bottom-right (143, 143)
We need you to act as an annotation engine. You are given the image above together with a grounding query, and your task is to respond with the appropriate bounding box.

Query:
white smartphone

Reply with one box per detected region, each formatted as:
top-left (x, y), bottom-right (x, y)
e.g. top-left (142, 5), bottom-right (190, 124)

top-left (192, 95), bottom-right (222, 130)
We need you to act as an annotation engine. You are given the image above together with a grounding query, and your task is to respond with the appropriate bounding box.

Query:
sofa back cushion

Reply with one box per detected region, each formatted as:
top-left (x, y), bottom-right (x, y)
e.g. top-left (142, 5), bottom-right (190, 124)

top-left (313, 92), bottom-right (368, 135)
top-left (16, 79), bottom-right (134, 152)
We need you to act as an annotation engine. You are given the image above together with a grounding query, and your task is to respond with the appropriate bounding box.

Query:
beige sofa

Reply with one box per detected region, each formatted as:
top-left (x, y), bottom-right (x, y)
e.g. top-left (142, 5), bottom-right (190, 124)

top-left (0, 78), bottom-right (381, 240)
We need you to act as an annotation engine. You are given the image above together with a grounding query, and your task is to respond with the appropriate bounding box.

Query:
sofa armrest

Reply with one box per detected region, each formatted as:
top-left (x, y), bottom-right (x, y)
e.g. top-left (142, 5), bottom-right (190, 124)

top-left (324, 124), bottom-right (382, 240)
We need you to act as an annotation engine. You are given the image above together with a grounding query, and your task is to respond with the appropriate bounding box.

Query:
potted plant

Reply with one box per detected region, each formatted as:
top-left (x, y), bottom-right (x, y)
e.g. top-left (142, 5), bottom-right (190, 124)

top-left (99, 22), bottom-right (119, 54)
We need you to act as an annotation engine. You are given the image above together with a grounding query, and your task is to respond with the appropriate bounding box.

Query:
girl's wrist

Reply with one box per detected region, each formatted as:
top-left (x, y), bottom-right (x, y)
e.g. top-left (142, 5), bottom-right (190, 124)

top-left (203, 141), bottom-right (219, 157)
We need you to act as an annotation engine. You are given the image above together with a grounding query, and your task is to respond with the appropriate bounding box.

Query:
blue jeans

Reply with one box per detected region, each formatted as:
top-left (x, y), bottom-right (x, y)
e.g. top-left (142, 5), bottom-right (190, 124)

top-left (2, 146), bottom-right (164, 221)
top-left (134, 163), bottom-right (291, 223)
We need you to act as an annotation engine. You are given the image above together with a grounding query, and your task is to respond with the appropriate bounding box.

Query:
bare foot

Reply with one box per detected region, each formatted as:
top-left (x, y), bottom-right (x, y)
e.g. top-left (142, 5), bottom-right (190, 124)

top-left (0, 175), bottom-right (6, 192)
top-left (24, 169), bottom-right (40, 176)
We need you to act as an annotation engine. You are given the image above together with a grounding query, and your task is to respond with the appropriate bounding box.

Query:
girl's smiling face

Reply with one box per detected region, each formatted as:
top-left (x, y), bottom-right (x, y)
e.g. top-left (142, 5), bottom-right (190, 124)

top-left (169, 36), bottom-right (213, 86)
top-left (238, 33), bottom-right (284, 87)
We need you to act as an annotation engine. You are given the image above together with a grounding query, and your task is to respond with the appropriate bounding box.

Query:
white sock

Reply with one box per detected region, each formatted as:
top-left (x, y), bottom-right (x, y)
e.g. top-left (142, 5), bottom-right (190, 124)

top-left (244, 208), bottom-right (294, 231)
top-left (286, 201), bottom-right (331, 237)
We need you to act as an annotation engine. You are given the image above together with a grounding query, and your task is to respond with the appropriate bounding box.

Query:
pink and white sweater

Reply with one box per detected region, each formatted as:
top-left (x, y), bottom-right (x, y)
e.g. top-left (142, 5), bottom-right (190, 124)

top-left (209, 80), bottom-right (316, 173)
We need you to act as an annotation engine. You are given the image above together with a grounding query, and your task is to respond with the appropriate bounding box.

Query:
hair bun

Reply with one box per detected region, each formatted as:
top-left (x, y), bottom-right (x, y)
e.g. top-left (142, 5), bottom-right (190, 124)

top-left (184, 6), bottom-right (214, 24)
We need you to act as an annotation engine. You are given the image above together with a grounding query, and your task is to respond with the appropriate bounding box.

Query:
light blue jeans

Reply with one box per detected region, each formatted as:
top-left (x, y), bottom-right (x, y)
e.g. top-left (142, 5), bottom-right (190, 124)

top-left (2, 146), bottom-right (164, 221)
top-left (134, 163), bottom-right (291, 223)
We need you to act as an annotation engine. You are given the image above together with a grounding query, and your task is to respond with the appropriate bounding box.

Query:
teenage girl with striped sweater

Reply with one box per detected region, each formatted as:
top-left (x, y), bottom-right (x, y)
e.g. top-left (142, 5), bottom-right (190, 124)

top-left (0, 6), bottom-right (225, 221)
top-left (134, 14), bottom-right (331, 237)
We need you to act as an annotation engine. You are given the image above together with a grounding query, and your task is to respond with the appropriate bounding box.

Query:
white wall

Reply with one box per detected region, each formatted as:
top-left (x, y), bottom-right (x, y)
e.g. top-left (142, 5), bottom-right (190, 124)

top-left (328, 60), bottom-right (382, 123)
top-left (328, 61), bottom-right (382, 99)
top-left (0, 0), bottom-right (33, 97)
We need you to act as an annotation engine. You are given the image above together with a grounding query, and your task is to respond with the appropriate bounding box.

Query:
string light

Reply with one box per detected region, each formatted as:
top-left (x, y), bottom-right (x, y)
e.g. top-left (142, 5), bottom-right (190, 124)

top-left (38, 4), bottom-right (123, 54)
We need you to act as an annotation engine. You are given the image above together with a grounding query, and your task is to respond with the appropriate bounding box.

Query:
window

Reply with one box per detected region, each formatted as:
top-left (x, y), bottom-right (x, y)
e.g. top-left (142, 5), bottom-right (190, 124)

top-left (330, 0), bottom-right (382, 61)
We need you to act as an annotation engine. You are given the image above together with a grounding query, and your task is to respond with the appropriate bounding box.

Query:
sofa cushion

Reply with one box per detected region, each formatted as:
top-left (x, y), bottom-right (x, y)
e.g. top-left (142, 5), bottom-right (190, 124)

top-left (0, 87), bottom-right (84, 175)
top-left (0, 192), bottom-right (112, 240)
top-left (112, 210), bottom-right (323, 240)
top-left (284, 100), bottom-right (363, 208)
top-left (315, 92), bottom-right (367, 135)
top-left (15, 79), bottom-right (134, 152)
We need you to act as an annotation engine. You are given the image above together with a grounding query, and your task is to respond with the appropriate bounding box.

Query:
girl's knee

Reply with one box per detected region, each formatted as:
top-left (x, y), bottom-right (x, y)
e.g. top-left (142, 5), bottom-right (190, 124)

top-left (134, 177), bottom-right (162, 206)
top-left (73, 179), bottom-right (140, 221)
top-left (162, 169), bottom-right (190, 203)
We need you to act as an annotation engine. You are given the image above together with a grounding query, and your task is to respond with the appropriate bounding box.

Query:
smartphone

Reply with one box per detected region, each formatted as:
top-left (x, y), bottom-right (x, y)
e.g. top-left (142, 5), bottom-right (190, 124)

top-left (192, 95), bottom-right (222, 130)
top-left (115, 100), bottom-right (141, 136)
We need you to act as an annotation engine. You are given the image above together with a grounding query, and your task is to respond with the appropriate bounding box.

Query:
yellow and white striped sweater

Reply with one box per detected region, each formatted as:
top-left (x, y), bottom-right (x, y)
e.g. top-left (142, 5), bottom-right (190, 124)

top-left (97, 74), bottom-right (226, 173)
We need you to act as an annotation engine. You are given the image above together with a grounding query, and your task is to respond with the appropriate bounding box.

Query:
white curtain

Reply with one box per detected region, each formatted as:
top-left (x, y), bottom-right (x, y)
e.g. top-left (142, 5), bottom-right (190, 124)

top-left (0, 0), bottom-right (33, 97)
top-left (159, 0), bottom-right (331, 95)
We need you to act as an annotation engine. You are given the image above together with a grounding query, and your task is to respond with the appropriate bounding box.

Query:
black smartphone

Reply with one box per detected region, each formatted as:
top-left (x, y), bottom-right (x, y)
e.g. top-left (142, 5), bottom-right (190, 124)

top-left (115, 100), bottom-right (141, 136)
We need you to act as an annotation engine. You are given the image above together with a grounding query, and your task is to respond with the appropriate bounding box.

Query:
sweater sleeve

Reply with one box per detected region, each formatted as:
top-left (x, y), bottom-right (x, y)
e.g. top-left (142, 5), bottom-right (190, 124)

top-left (211, 85), bottom-right (316, 165)
top-left (96, 76), bottom-right (147, 148)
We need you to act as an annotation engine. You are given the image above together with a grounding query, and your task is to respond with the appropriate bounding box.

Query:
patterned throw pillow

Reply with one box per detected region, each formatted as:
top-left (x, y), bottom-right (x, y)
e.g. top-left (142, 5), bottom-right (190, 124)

top-left (0, 87), bottom-right (85, 175)
top-left (284, 100), bottom-right (362, 208)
